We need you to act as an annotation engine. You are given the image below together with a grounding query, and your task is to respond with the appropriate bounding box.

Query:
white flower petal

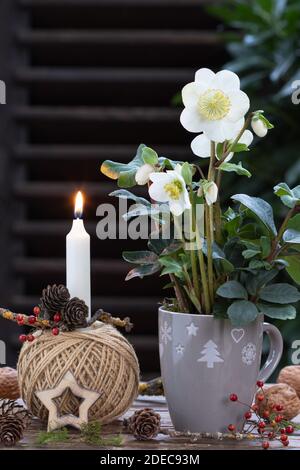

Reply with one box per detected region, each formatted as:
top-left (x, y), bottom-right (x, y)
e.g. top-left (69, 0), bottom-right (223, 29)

top-left (190, 134), bottom-right (211, 158)
top-left (149, 172), bottom-right (169, 183)
top-left (182, 82), bottom-right (199, 108)
top-left (195, 68), bottom-right (215, 86)
top-left (135, 163), bottom-right (154, 185)
top-left (174, 164), bottom-right (183, 176)
top-left (221, 118), bottom-right (246, 141)
top-left (212, 70), bottom-right (240, 92)
top-left (201, 120), bottom-right (227, 142)
top-left (251, 118), bottom-right (268, 137)
top-left (239, 129), bottom-right (254, 147)
top-left (149, 181), bottom-right (169, 202)
top-left (180, 107), bottom-right (205, 133)
top-left (226, 90), bottom-right (250, 122)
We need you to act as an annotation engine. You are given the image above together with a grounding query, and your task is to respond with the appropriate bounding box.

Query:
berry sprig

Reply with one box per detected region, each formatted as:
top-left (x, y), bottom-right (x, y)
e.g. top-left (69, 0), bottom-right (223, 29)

top-left (228, 381), bottom-right (298, 450)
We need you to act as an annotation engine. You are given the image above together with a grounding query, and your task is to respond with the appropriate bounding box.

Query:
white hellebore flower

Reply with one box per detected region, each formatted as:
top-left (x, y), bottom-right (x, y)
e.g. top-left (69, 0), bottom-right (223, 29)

top-left (191, 129), bottom-right (253, 162)
top-left (135, 163), bottom-right (155, 185)
top-left (180, 68), bottom-right (250, 142)
top-left (251, 117), bottom-right (268, 138)
top-left (202, 181), bottom-right (218, 206)
top-left (149, 164), bottom-right (191, 216)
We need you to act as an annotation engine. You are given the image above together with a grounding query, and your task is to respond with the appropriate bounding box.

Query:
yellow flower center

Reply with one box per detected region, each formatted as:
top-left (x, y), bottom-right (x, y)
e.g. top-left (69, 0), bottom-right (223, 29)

top-left (164, 179), bottom-right (183, 200)
top-left (197, 89), bottom-right (231, 121)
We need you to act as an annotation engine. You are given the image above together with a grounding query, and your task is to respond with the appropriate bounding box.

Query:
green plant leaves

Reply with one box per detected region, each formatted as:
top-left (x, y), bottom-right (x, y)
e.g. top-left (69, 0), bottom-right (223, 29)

top-left (217, 280), bottom-right (248, 300)
top-left (109, 189), bottom-right (149, 206)
top-left (259, 283), bottom-right (300, 304)
top-left (181, 162), bottom-right (193, 185)
top-left (125, 263), bottom-right (161, 281)
top-left (101, 144), bottom-right (145, 188)
top-left (281, 255), bottom-right (300, 285)
top-left (218, 162), bottom-right (251, 178)
top-left (141, 146), bottom-right (158, 165)
top-left (245, 269), bottom-right (279, 296)
top-left (123, 251), bottom-right (158, 265)
top-left (257, 303), bottom-right (296, 320)
top-left (227, 300), bottom-right (259, 326)
top-left (283, 229), bottom-right (300, 244)
top-left (231, 193), bottom-right (277, 235)
top-left (287, 214), bottom-right (300, 231)
top-left (274, 182), bottom-right (300, 208)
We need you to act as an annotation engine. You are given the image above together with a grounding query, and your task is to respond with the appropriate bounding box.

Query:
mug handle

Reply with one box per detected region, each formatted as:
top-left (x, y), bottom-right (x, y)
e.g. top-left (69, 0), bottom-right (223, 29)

top-left (258, 322), bottom-right (283, 382)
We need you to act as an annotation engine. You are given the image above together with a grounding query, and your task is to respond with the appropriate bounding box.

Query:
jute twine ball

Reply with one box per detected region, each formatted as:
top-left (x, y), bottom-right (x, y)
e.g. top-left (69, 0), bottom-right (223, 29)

top-left (17, 322), bottom-right (139, 424)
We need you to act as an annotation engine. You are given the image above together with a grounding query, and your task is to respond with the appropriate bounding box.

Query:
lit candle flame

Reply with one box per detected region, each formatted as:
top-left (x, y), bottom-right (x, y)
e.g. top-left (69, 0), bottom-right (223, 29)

top-left (74, 191), bottom-right (84, 219)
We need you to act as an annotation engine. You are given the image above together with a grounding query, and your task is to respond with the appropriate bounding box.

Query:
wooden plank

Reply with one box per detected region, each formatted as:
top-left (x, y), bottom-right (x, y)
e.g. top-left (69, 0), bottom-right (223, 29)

top-left (2, 399), bottom-right (299, 450)
top-left (16, 29), bottom-right (221, 46)
top-left (13, 257), bottom-right (127, 275)
top-left (13, 144), bottom-right (189, 161)
top-left (13, 106), bottom-right (180, 123)
top-left (15, 67), bottom-right (194, 84)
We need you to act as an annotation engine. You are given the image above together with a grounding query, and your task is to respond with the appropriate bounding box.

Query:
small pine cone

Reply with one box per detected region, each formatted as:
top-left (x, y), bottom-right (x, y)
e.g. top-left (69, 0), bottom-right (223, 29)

top-left (0, 416), bottom-right (26, 447)
top-left (124, 407), bottom-right (161, 440)
top-left (40, 284), bottom-right (70, 319)
top-left (62, 297), bottom-right (88, 331)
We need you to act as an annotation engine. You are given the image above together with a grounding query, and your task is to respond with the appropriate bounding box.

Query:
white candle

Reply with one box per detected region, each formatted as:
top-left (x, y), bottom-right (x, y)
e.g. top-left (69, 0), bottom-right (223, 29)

top-left (66, 191), bottom-right (91, 319)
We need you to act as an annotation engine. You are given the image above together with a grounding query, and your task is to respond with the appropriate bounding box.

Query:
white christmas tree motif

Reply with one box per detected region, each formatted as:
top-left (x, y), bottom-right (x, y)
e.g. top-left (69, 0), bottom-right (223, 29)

top-left (160, 321), bottom-right (172, 345)
top-left (197, 340), bottom-right (224, 368)
top-left (242, 342), bottom-right (256, 365)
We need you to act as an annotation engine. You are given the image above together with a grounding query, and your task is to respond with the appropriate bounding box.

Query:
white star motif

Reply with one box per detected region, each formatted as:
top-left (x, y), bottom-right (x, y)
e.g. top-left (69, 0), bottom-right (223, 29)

top-left (175, 344), bottom-right (185, 355)
top-left (186, 322), bottom-right (199, 336)
top-left (36, 371), bottom-right (101, 432)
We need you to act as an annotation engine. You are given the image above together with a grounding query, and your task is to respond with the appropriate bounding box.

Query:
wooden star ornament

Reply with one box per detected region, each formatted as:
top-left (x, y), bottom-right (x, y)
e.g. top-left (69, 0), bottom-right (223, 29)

top-left (36, 371), bottom-right (101, 431)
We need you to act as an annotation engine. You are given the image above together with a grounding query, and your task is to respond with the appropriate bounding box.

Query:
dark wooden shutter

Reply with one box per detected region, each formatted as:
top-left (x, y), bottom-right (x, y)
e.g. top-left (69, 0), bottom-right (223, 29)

top-left (0, 0), bottom-right (224, 374)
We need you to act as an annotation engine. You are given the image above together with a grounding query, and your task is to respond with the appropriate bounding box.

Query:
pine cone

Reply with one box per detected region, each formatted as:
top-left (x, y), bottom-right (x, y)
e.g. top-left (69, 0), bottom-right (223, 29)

top-left (0, 416), bottom-right (26, 447)
top-left (62, 297), bottom-right (88, 330)
top-left (0, 400), bottom-right (31, 447)
top-left (40, 284), bottom-right (70, 319)
top-left (124, 408), bottom-right (161, 440)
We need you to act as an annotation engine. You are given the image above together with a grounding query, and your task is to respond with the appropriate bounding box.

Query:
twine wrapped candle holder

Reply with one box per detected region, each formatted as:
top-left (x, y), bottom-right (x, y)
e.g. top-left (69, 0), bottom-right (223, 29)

top-left (17, 322), bottom-right (140, 424)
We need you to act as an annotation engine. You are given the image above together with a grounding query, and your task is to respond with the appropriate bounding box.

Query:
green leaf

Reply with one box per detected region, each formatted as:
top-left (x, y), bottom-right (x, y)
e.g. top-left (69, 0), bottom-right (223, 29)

top-left (159, 257), bottom-right (183, 278)
top-left (141, 146), bottom-right (158, 165)
top-left (109, 189), bottom-right (150, 206)
top-left (181, 162), bottom-right (193, 185)
top-left (242, 249), bottom-right (261, 259)
top-left (280, 185), bottom-right (300, 209)
top-left (230, 143), bottom-right (250, 153)
top-left (231, 194), bottom-right (277, 235)
top-left (287, 214), bottom-right (300, 231)
top-left (101, 144), bottom-right (145, 188)
top-left (218, 161), bottom-right (251, 178)
top-left (274, 182), bottom-right (293, 198)
top-left (282, 255), bottom-right (300, 285)
top-left (283, 229), bottom-right (300, 244)
top-left (227, 300), bottom-right (259, 326)
top-left (217, 280), bottom-right (248, 300)
top-left (125, 263), bottom-right (161, 281)
top-left (202, 241), bottom-right (234, 273)
top-left (122, 251), bottom-right (158, 265)
top-left (259, 283), bottom-right (300, 304)
top-left (246, 269), bottom-right (279, 296)
top-left (260, 236), bottom-right (271, 258)
top-left (249, 259), bottom-right (271, 270)
top-left (257, 303), bottom-right (296, 320)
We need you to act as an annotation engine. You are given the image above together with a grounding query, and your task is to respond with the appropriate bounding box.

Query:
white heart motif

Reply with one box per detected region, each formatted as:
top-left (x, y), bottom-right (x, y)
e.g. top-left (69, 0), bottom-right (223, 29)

top-left (231, 328), bottom-right (245, 344)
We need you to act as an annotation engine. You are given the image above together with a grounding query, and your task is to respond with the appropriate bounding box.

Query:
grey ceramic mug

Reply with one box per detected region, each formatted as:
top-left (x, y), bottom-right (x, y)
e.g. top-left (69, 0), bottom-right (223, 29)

top-left (159, 307), bottom-right (283, 433)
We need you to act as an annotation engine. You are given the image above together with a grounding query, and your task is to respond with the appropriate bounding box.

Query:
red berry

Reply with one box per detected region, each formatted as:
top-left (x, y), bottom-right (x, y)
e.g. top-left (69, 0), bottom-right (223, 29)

top-left (258, 421), bottom-right (266, 429)
top-left (53, 313), bottom-right (61, 323)
top-left (257, 380), bottom-right (264, 388)
top-left (262, 441), bottom-right (269, 450)
top-left (228, 424), bottom-right (235, 432)
top-left (251, 404), bottom-right (259, 412)
top-left (16, 314), bottom-right (24, 325)
top-left (26, 334), bottom-right (35, 342)
top-left (263, 410), bottom-right (270, 419)
top-left (244, 411), bottom-right (252, 420)
top-left (33, 306), bottom-right (40, 316)
top-left (257, 394), bottom-right (264, 402)
top-left (52, 327), bottom-right (59, 336)
top-left (28, 315), bottom-right (36, 325)
top-left (19, 334), bottom-right (27, 343)
top-left (280, 428), bottom-right (286, 434)
top-left (280, 434), bottom-right (288, 442)
top-left (276, 404), bottom-right (284, 411)
top-left (229, 393), bottom-right (238, 402)
top-left (285, 426), bottom-right (294, 434)
top-left (268, 432), bottom-right (275, 439)
top-left (282, 440), bottom-right (289, 447)
top-left (275, 415), bottom-right (283, 423)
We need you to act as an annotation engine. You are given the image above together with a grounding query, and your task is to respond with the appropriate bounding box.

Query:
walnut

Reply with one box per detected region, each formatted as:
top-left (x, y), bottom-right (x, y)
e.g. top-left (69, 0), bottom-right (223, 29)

top-left (277, 366), bottom-right (300, 398)
top-left (256, 383), bottom-right (300, 420)
top-left (0, 368), bottom-right (20, 400)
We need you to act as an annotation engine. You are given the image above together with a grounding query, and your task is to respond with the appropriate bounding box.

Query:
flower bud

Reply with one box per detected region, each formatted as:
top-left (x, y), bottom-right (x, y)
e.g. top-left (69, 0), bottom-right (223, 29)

top-left (251, 117), bottom-right (268, 138)
top-left (135, 163), bottom-right (155, 185)
top-left (202, 181), bottom-right (218, 206)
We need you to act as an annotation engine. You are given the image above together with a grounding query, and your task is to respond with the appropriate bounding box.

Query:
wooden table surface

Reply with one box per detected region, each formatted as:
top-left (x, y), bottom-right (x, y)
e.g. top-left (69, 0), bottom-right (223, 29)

top-left (1, 397), bottom-right (300, 451)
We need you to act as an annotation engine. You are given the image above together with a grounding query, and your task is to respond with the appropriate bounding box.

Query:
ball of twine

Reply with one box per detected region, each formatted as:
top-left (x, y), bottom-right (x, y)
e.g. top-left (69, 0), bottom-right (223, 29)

top-left (17, 322), bottom-right (140, 424)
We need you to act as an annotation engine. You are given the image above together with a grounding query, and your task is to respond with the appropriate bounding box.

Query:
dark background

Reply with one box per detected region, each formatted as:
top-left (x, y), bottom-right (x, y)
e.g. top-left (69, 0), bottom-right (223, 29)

top-left (0, 0), bottom-right (299, 378)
